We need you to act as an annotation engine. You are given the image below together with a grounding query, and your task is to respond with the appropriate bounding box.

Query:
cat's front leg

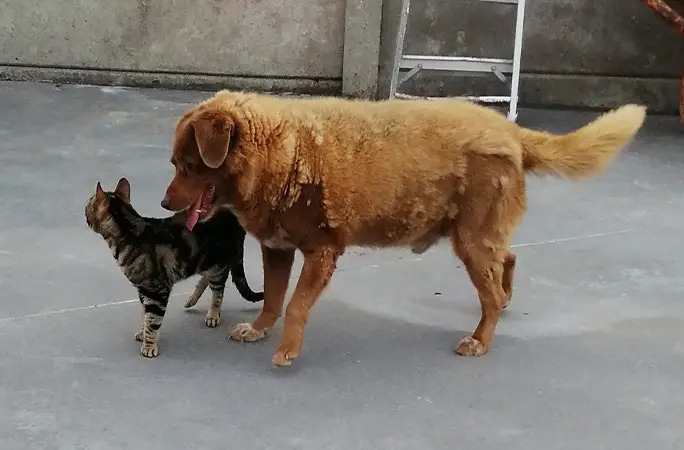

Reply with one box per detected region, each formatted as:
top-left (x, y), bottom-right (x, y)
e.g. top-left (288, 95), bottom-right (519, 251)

top-left (138, 288), bottom-right (170, 358)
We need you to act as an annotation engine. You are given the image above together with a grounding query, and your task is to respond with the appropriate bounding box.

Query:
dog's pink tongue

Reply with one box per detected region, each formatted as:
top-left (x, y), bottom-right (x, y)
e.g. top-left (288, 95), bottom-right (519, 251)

top-left (186, 196), bottom-right (202, 231)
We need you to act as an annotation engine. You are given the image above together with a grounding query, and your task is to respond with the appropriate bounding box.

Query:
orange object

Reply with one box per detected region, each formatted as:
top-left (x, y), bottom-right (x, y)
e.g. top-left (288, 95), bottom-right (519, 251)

top-left (681, 75), bottom-right (684, 121)
top-left (645, 0), bottom-right (684, 34)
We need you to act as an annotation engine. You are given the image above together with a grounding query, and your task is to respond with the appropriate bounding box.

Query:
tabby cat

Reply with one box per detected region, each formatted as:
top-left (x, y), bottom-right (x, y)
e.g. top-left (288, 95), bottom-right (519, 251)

top-left (85, 178), bottom-right (263, 357)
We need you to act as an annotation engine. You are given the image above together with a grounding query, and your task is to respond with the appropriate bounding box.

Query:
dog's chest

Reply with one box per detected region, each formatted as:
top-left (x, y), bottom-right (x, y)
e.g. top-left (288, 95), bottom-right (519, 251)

top-left (261, 225), bottom-right (296, 250)
top-left (230, 206), bottom-right (298, 250)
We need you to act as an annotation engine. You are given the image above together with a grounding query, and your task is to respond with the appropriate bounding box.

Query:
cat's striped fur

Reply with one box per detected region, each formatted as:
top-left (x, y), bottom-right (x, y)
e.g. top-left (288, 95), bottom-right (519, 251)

top-left (85, 178), bottom-right (263, 358)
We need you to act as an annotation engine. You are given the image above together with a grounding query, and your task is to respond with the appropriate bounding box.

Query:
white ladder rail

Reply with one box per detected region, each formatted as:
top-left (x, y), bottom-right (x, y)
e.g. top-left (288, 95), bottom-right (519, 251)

top-left (388, 0), bottom-right (526, 121)
top-left (508, 0), bottom-right (526, 120)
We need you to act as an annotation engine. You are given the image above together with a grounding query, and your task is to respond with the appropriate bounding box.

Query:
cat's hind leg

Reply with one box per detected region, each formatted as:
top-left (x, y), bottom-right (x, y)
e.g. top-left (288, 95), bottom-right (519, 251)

top-left (204, 269), bottom-right (229, 328)
top-left (134, 306), bottom-right (144, 342)
top-left (184, 276), bottom-right (209, 308)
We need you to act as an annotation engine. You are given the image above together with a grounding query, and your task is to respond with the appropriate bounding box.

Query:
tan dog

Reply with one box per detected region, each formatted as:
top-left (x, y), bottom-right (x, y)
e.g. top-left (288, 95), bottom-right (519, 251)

top-left (161, 91), bottom-right (645, 366)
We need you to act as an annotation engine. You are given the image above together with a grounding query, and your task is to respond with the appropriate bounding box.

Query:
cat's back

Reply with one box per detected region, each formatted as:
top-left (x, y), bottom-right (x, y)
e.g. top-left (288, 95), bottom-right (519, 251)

top-left (125, 216), bottom-right (197, 284)
top-left (193, 209), bottom-right (244, 251)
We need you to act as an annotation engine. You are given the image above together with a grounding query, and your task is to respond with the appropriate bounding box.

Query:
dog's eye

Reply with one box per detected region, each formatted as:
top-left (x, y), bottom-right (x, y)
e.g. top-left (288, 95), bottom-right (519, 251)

top-left (180, 160), bottom-right (198, 173)
top-left (173, 164), bottom-right (187, 175)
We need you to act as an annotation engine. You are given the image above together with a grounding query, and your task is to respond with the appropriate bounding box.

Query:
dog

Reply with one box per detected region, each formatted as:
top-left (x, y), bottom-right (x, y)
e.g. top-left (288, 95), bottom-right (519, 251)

top-left (160, 90), bottom-right (645, 366)
top-left (85, 178), bottom-right (263, 357)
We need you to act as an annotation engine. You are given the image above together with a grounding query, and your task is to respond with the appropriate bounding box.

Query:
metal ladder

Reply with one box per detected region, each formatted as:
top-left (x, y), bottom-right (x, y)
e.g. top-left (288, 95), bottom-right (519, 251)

top-left (388, 0), bottom-right (526, 121)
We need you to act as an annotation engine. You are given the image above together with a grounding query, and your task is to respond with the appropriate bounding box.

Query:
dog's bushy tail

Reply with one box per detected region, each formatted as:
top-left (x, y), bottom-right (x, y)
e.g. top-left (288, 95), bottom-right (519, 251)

top-left (231, 256), bottom-right (264, 303)
top-left (520, 104), bottom-right (646, 179)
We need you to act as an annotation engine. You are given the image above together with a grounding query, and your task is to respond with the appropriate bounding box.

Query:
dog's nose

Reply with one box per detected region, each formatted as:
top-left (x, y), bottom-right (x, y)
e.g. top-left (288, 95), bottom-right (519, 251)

top-left (160, 196), bottom-right (171, 210)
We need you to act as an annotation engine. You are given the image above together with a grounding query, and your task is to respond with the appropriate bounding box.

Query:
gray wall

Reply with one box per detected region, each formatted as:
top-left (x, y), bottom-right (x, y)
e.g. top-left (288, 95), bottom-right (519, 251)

top-left (378, 0), bottom-right (684, 113)
top-left (0, 0), bottom-right (347, 94)
top-left (1, 0), bottom-right (682, 112)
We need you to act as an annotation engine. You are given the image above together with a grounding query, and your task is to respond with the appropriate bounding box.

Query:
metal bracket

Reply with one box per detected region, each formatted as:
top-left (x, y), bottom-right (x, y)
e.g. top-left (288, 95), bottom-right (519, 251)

top-left (491, 66), bottom-right (508, 85)
top-left (397, 64), bottom-right (423, 87)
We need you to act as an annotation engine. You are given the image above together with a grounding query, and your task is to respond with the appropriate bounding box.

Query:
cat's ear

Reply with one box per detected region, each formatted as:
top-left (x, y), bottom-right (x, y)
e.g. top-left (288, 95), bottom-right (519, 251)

top-left (114, 178), bottom-right (131, 203)
top-left (95, 182), bottom-right (106, 201)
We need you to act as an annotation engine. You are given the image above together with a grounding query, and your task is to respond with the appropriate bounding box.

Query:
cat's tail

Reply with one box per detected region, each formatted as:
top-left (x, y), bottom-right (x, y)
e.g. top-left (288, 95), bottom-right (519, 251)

top-left (231, 256), bottom-right (264, 303)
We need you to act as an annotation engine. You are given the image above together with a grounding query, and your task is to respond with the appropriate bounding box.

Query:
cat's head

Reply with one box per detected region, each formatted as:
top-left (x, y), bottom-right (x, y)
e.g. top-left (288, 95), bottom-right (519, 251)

top-left (85, 178), bottom-right (146, 237)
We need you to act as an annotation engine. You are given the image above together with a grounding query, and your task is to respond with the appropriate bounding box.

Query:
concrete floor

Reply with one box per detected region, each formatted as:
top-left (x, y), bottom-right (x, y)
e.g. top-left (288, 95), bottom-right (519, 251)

top-left (0, 81), bottom-right (683, 450)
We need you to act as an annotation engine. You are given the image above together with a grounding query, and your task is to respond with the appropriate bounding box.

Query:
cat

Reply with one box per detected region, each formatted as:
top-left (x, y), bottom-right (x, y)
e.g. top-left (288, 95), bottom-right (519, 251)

top-left (85, 177), bottom-right (263, 357)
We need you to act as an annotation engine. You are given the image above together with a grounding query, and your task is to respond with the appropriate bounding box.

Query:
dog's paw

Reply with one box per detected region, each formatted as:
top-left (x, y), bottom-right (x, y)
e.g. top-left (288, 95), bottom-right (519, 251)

top-left (184, 294), bottom-right (201, 309)
top-left (272, 351), bottom-right (293, 367)
top-left (272, 338), bottom-right (302, 367)
top-left (228, 322), bottom-right (267, 342)
top-left (205, 312), bottom-right (221, 328)
top-left (455, 336), bottom-right (487, 357)
top-left (140, 343), bottom-right (159, 358)
top-left (501, 291), bottom-right (513, 310)
top-left (134, 330), bottom-right (143, 342)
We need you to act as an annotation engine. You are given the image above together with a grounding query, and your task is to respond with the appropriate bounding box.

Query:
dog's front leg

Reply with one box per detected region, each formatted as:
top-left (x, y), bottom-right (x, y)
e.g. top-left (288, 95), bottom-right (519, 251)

top-left (272, 246), bottom-right (340, 367)
top-left (228, 246), bottom-right (295, 342)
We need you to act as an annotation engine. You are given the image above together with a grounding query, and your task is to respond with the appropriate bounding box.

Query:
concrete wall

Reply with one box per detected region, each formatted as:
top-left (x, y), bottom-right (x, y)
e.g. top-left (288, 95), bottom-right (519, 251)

top-left (0, 0), bottom-right (347, 94)
top-left (379, 0), bottom-right (684, 112)
top-left (1, 0), bottom-right (682, 112)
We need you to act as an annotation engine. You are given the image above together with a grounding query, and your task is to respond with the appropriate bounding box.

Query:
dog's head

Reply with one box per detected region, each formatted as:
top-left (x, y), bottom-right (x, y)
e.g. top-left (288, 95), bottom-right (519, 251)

top-left (161, 95), bottom-right (254, 231)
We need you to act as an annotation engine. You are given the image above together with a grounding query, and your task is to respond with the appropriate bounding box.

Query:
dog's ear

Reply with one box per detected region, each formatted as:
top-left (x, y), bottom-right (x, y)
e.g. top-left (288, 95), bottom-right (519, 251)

top-left (95, 182), bottom-right (107, 201)
top-left (193, 112), bottom-right (234, 169)
top-left (114, 177), bottom-right (131, 203)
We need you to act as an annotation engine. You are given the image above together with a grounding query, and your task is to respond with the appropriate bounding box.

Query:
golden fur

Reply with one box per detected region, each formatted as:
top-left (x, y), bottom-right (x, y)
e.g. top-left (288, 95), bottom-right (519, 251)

top-left (161, 90), bottom-right (646, 366)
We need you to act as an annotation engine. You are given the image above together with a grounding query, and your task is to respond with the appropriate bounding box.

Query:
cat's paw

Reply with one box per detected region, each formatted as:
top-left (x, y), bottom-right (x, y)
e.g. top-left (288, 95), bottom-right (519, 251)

top-left (184, 294), bottom-right (201, 309)
top-left (205, 312), bottom-right (221, 328)
top-left (134, 330), bottom-right (143, 342)
top-left (140, 343), bottom-right (159, 358)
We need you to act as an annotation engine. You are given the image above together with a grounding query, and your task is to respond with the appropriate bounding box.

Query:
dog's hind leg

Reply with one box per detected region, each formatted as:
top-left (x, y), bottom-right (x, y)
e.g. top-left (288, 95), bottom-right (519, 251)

top-left (502, 251), bottom-right (516, 309)
top-left (451, 155), bottom-right (526, 356)
top-left (452, 233), bottom-right (509, 356)
top-left (184, 276), bottom-right (209, 309)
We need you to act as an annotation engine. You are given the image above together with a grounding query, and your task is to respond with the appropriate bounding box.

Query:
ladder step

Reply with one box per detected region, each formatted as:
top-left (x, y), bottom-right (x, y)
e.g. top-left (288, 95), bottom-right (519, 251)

top-left (399, 55), bottom-right (513, 74)
top-left (471, 0), bottom-right (518, 4)
top-left (395, 93), bottom-right (512, 103)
